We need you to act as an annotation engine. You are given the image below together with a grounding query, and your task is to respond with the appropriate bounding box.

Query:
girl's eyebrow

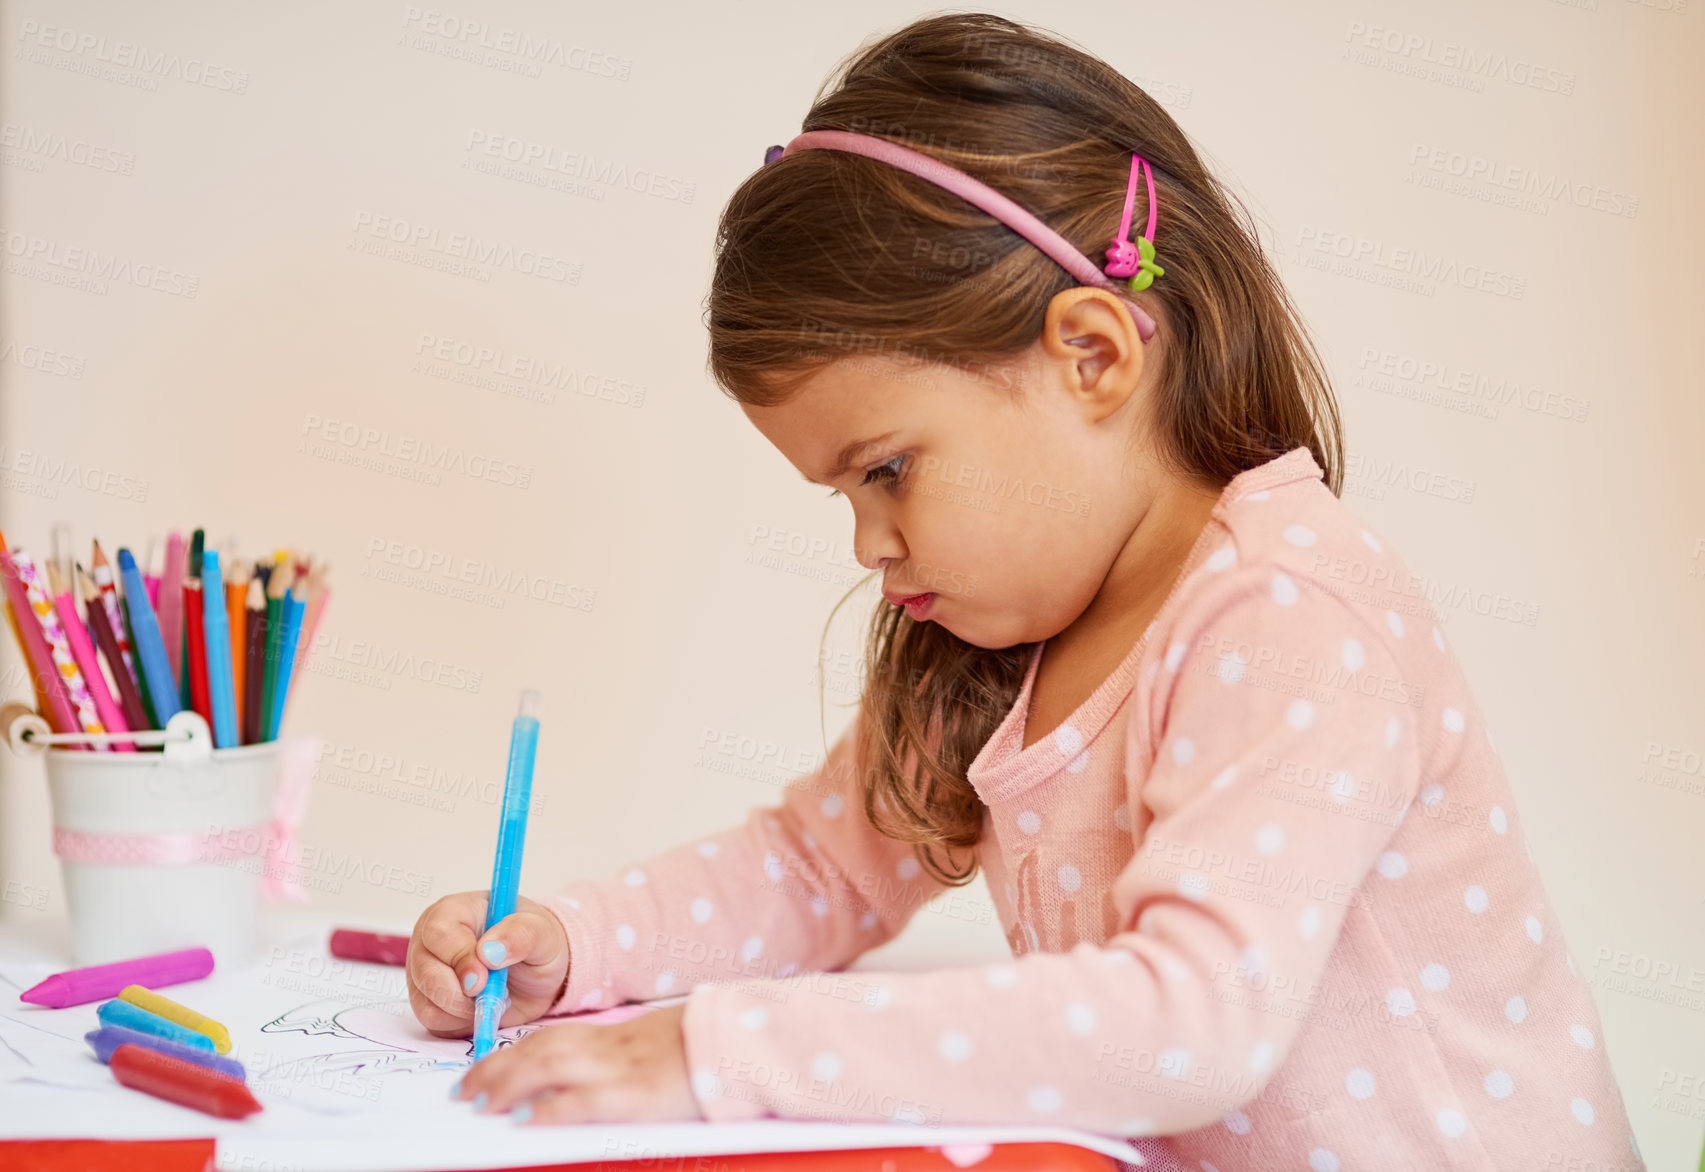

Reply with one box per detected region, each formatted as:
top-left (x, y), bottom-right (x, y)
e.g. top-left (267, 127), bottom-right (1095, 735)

top-left (800, 431), bottom-right (899, 486)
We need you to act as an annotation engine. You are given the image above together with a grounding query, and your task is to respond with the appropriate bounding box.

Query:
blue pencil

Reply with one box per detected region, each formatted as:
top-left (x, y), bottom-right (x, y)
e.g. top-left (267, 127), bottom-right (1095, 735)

top-left (199, 550), bottom-right (239, 748)
top-left (266, 583), bottom-right (306, 741)
top-left (472, 690), bottom-right (541, 1061)
top-left (116, 548), bottom-right (181, 726)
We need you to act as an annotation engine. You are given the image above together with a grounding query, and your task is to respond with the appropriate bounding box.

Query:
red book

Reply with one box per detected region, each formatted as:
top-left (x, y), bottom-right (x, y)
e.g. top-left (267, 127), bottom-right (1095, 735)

top-left (184, 581), bottom-right (210, 724)
top-left (110, 1043), bottom-right (263, 1119)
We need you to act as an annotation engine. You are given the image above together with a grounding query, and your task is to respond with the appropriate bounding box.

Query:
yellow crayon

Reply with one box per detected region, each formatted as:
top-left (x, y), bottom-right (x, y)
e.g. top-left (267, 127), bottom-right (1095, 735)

top-left (118, 984), bottom-right (231, 1054)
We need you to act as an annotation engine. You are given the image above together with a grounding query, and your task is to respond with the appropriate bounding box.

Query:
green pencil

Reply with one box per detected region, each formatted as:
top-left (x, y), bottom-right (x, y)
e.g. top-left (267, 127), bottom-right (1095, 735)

top-left (259, 562), bottom-right (292, 741)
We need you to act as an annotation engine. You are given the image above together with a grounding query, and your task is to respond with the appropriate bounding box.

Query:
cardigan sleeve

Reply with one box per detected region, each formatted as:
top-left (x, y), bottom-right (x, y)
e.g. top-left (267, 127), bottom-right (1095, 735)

top-left (539, 711), bottom-right (952, 1018)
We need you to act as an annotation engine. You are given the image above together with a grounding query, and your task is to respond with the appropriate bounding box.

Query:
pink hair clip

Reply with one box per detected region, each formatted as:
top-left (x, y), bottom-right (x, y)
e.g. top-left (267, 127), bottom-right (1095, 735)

top-left (1103, 154), bottom-right (1164, 292)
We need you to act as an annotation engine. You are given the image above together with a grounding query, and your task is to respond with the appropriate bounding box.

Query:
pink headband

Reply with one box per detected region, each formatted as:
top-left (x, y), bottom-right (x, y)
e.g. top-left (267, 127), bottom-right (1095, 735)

top-left (764, 130), bottom-right (1163, 343)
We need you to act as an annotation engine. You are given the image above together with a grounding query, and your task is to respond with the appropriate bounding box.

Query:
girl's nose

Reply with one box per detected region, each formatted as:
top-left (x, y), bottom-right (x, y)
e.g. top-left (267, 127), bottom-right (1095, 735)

top-left (852, 515), bottom-right (905, 571)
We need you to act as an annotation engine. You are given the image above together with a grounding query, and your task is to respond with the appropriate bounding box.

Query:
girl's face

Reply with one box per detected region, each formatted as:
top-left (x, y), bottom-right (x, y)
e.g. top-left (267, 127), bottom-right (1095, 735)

top-left (741, 291), bottom-right (1174, 650)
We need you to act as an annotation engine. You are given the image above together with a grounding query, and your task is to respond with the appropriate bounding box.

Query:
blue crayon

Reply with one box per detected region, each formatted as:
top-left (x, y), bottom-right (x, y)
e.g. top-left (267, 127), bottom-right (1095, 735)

top-left (116, 547), bottom-right (181, 724)
top-left (96, 998), bottom-right (214, 1052)
top-left (199, 550), bottom-right (239, 748)
top-left (86, 1026), bottom-right (246, 1081)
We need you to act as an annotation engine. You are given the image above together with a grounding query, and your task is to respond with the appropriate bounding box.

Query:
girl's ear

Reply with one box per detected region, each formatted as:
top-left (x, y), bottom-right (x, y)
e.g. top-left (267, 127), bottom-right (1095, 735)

top-left (1040, 288), bottom-right (1146, 425)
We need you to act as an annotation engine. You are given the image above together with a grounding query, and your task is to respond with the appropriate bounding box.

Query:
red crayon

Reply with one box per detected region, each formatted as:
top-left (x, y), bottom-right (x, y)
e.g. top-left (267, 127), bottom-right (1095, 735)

top-left (19, 946), bottom-right (215, 1008)
top-left (111, 1043), bottom-right (263, 1119)
top-left (329, 928), bottom-right (410, 966)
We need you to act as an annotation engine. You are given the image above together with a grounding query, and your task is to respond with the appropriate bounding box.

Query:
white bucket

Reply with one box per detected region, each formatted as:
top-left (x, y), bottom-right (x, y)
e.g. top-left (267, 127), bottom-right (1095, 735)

top-left (40, 722), bottom-right (283, 967)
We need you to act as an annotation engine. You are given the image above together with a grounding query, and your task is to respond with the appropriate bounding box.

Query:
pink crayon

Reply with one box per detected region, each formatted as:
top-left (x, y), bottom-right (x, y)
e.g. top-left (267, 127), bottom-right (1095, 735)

top-left (19, 947), bottom-right (214, 1008)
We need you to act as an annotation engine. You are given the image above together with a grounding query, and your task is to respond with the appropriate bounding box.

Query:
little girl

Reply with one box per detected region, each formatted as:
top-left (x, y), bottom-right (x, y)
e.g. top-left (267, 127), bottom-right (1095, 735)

top-left (407, 14), bottom-right (1643, 1170)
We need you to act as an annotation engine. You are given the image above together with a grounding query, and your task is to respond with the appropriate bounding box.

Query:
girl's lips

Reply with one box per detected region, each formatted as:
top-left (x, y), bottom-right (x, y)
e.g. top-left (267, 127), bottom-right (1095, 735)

top-left (886, 591), bottom-right (935, 619)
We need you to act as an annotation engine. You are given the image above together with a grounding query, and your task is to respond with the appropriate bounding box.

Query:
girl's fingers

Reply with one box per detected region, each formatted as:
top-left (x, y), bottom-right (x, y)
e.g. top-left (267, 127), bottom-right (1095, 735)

top-left (515, 1083), bottom-right (647, 1126)
top-left (459, 1026), bottom-right (603, 1112)
top-left (477, 905), bottom-right (567, 974)
top-left (405, 939), bottom-right (477, 1028)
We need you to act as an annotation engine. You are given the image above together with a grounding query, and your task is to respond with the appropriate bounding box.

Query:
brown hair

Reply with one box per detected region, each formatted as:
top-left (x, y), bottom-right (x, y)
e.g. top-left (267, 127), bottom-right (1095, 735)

top-left (706, 13), bottom-right (1343, 887)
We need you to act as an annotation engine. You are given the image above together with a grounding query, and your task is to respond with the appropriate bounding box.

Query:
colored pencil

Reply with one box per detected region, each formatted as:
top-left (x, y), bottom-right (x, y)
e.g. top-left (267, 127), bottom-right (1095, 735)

top-left (289, 563), bottom-right (329, 693)
top-left (90, 541), bottom-right (136, 679)
top-left (0, 549), bottom-right (78, 735)
top-left (268, 581), bottom-right (306, 741)
top-left (2, 597), bottom-right (53, 718)
top-left (49, 563), bottom-right (131, 750)
top-left (79, 564), bottom-right (150, 734)
top-left (259, 563), bottom-right (292, 743)
top-left (0, 530), bottom-right (53, 719)
top-left (13, 549), bottom-right (107, 747)
top-left (199, 551), bottom-right (238, 748)
top-left (226, 562), bottom-right (248, 730)
top-left (156, 531), bottom-right (185, 690)
top-left (242, 578), bottom-right (266, 745)
top-left (117, 548), bottom-right (182, 725)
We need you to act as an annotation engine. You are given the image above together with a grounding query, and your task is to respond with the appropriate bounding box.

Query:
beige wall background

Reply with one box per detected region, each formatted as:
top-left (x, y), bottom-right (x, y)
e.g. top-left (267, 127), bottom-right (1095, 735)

top-left (1, 0), bottom-right (1700, 1162)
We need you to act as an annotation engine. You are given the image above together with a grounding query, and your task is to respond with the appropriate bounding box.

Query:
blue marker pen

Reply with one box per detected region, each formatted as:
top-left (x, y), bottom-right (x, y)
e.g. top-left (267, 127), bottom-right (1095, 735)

top-left (472, 689), bottom-right (541, 1061)
top-left (116, 547), bottom-right (181, 725)
top-left (199, 551), bottom-right (239, 748)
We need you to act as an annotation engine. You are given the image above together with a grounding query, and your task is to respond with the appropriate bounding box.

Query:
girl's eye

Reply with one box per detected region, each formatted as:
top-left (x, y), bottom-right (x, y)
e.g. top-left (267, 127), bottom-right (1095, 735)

top-left (825, 455), bottom-right (908, 498)
top-left (862, 454), bottom-right (908, 488)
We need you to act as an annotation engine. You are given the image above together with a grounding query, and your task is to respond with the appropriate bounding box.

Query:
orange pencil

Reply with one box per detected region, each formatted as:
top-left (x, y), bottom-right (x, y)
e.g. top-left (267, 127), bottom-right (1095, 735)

top-left (226, 562), bottom-right (248, 731)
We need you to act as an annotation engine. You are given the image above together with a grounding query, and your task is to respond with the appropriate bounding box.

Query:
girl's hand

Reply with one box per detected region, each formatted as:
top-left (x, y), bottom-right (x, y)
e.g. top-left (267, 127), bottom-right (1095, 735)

top-left (407, 891), bottom-right (571, 1036)
top-left (453, 1002), bottom-right (703, 1124)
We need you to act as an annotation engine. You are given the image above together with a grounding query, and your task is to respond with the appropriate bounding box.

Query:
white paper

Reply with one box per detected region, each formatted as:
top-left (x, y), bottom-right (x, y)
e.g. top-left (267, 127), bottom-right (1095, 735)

top-left (0, 942), bottom-right (1146, 1169)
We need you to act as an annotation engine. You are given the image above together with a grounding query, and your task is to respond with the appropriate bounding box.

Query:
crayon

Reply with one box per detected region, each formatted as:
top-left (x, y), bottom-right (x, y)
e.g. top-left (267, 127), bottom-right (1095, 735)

top-left (111, 1043), bottom-right (262, 1119)
top-left (97, 999), bottom-right (216, 1052)
top-left (19, 947), bottom-right (214, 1007)
top-left (86, 1026), bottom-right (247, 1081)
top-left (119, 984), bottom-right (231, 1053)
top-left (329, 929), bottom-right (410, 967)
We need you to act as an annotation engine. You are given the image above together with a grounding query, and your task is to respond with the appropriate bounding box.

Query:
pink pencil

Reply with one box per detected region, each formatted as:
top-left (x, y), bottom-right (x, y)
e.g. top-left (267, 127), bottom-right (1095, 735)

top-left (0, 550), bottom-right (78, 735)
top-left (19, 947), bottom-right (215, 1008)
top-left (51, 566), bottom-right (132, 750)
top-left (156, 531), bottom-right (185, 687)
top-left (13, 549), bottom-right (106, 748)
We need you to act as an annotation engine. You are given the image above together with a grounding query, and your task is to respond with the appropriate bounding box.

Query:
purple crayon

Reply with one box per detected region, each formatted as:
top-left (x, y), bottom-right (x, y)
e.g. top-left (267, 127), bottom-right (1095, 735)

top-left (18, 947), bottom-right (214, 1008)
top-left (86, 1026), bottom-right (247, 1082)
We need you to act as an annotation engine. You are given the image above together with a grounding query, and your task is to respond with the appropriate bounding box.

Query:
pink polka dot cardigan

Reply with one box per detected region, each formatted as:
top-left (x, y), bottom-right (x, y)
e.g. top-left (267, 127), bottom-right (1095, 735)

top-left (542, 448), bottom-right (1643, 1171)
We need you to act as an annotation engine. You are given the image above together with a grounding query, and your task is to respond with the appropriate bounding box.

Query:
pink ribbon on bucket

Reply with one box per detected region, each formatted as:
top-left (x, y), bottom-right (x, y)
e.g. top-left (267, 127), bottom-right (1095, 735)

top-left (52, 735), bottom-right (320, 904)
